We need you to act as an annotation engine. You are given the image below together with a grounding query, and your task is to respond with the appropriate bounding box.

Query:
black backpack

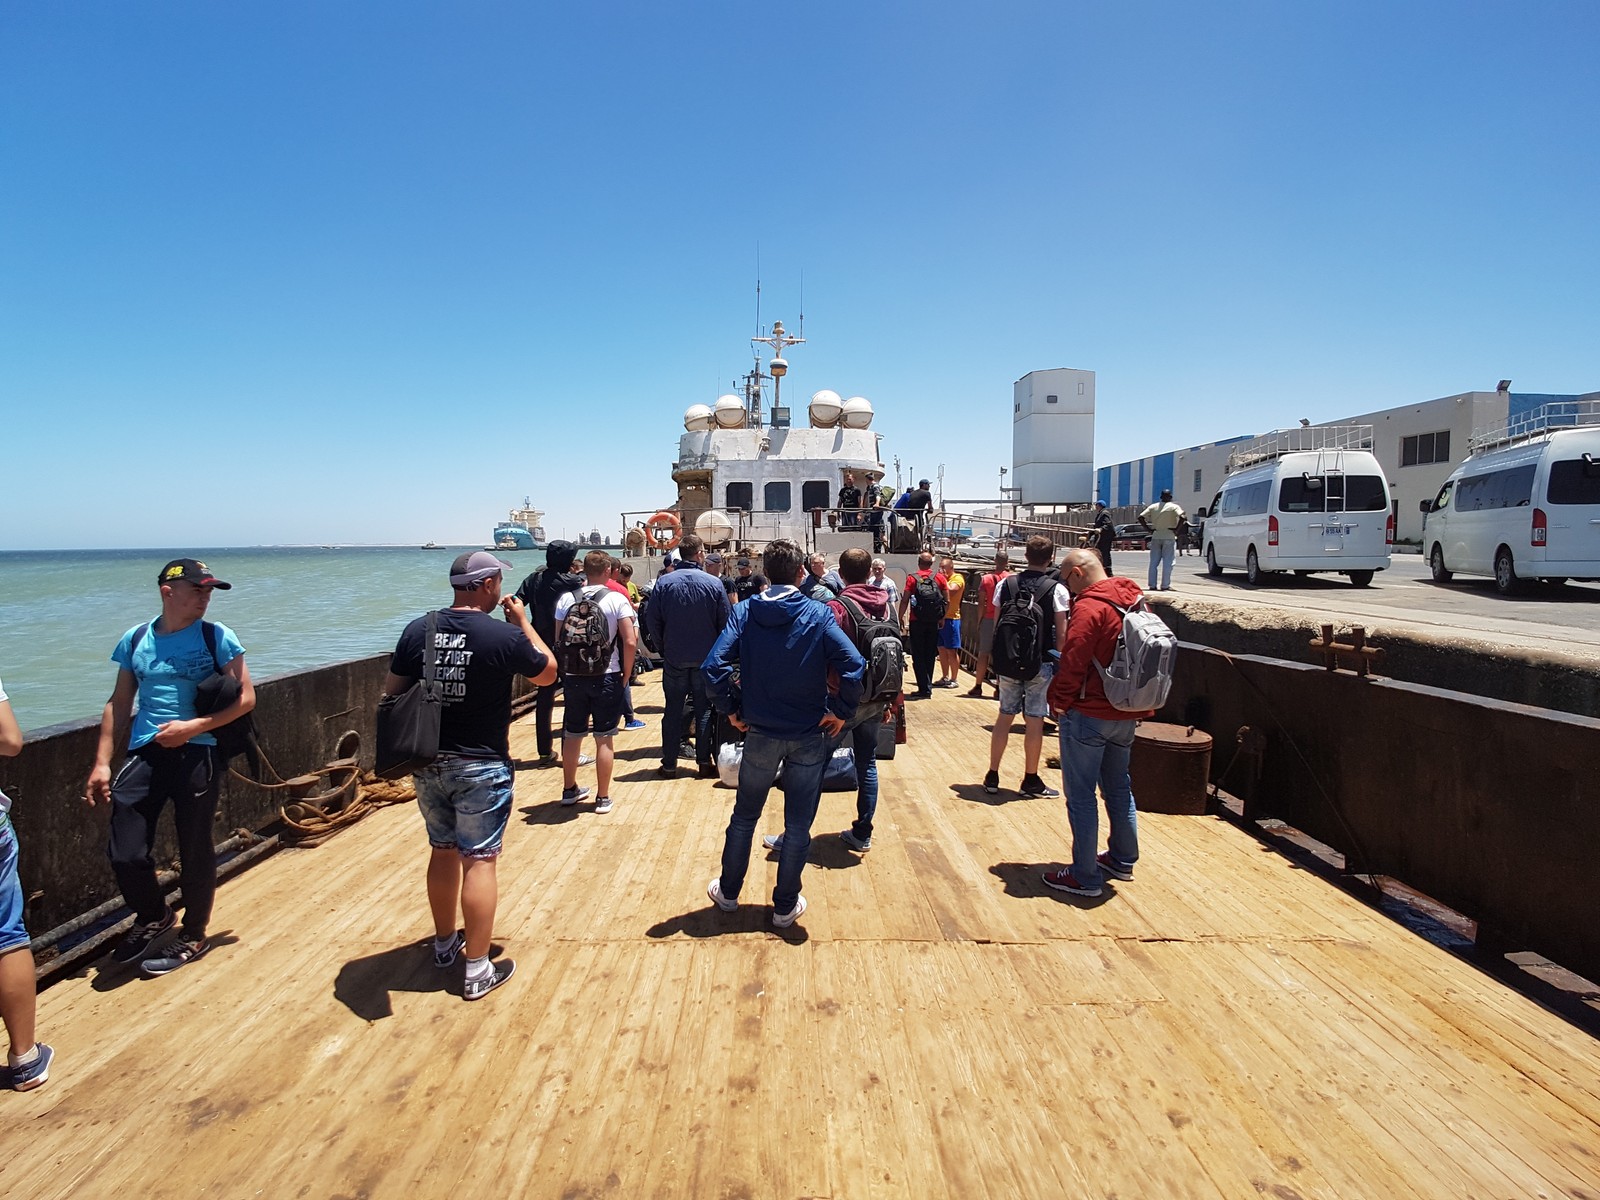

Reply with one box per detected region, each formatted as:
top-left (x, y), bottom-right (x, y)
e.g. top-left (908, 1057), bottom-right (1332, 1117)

top-left (129, 620), bottom-right (261, 777)
top-left (558, 587), bottom-right (616, 677)
top-left (989, 574), bottom-right (1050, 682)
top-left (909, 573), bottom-right (944, 625)
top-left (838, 596), bottom-right (904, 702)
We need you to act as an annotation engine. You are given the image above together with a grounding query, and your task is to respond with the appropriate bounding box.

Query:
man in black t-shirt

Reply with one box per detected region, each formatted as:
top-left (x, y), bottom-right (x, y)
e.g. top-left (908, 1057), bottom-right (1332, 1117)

top-left (728, 557), bottom-right (767, 604)
top-left (385, 551), bottom-right (556, 1002)
top-left (513, 540), bottom-right (582, 767)
top-left (1091, 501), bottom-right (1115, 573)
top-left (837, 472), bottom-right (862, 529)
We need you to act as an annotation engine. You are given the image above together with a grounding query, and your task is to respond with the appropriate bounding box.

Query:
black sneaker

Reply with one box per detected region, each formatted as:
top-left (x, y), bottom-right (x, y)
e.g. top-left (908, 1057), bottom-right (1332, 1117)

top-left (141, 933), bottom-right (211, 977)
top-left (433, 930), bottom-right (465, 969)
top-left (982, 770), bottom-right (1000, 795)
top-left (656, 765), bottom-right (679, 779)
top-left (463, 958), bottom-right (516, 1001)
top-left (111, 909), bottom-right (176, 964)
top-left (697, 762), bottom-right (718, 779)
top-left (1019, 774), bottom-right (1059, 798)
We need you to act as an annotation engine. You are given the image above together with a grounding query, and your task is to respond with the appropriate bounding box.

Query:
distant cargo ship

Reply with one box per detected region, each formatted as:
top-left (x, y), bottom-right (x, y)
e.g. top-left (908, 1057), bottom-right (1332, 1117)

top-left (492, 499), bottom-right (547, 551)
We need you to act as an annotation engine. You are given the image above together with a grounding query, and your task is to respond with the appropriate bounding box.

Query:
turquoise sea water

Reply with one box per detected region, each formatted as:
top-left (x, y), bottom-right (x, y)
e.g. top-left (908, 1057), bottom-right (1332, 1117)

top-left (0, 546), bottom-right (546, 734)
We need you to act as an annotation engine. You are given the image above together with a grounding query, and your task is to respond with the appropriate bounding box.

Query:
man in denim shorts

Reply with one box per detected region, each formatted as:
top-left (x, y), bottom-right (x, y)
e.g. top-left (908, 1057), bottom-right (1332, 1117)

top-left (983, 536), bottom-right (1069, 799)
top-left (1, 674), bottom-right (53, 1090)
top-left (385, 552), bottom-right (556, 1001)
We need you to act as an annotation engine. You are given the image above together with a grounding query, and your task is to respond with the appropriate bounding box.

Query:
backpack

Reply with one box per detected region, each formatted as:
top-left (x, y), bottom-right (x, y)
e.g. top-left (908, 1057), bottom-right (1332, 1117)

top-left (129, 620), bottom-right (262, 777)
top-left (557, 587), bottom-right (616, 677)
top-left (837, 595), bottom-right (904, 702)
top-left (909, 573), bottom-right (944, 625)
top-left (1085, 595), bottom-right (1177, 711)
top-left (990, 574), bottom-right (1050, 682)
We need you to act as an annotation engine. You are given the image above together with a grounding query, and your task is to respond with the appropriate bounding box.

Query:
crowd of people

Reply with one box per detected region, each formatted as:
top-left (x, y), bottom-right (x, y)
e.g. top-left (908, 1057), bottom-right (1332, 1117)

top-left (0, 528), bottom-right (1158, 1089)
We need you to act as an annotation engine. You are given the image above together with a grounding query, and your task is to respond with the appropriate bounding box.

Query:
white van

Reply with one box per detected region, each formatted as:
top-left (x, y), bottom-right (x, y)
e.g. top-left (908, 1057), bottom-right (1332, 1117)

top-left (1199, 429), bottom-right (1393, 587)
top-left (1419, 406), bottom-right (1600, 594)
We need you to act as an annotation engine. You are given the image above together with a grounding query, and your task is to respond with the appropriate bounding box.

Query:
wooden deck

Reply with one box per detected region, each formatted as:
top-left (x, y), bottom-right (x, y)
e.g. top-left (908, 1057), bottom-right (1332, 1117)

top-left (7, 678), bottom-right (1600, 1199)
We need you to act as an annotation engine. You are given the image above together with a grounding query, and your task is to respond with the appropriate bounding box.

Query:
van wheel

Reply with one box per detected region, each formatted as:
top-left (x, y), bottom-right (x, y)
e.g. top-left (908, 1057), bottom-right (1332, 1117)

top-left (1348, 570), bottom-right (1374, 587)
top-left (1245, 547), bottom-right (1263, 586)
top-left (1429, 545), bottom-right (1452, 583)
top-left (1206, 546), bottom-right (1222, 577)
top-left (1494, 547), bottom-right (1520, 595)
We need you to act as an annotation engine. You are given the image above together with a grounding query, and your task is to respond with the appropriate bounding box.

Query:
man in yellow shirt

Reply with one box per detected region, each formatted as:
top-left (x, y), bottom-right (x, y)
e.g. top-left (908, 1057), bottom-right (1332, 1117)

top-left (935, 555), bottom-right (966, 687)
top-left (1139, 489), bottom-right (1186, 591)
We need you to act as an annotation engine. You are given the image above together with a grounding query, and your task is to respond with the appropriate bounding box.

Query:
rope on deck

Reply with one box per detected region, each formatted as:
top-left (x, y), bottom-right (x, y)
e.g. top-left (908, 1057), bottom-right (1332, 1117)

top-left (227, 730), bottom-right (414, 847)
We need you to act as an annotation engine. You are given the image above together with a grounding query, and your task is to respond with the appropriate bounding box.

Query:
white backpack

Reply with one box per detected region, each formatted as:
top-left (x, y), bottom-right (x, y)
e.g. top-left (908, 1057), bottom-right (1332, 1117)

top-left (1087, 596), bottom-right (1176, 711)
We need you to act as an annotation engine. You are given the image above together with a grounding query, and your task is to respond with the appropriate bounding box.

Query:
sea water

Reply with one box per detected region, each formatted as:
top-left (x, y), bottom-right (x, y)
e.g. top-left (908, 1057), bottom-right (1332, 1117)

top-left (0, 546), bottom-right (547, 734)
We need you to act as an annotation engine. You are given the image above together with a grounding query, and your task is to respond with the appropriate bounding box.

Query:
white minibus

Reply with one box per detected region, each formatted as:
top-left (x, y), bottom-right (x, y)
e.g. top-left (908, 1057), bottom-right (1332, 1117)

top-left (1419, 410), bottom-right (1600, 595)
top-left (1199, 432), bottom-right (1393, 587)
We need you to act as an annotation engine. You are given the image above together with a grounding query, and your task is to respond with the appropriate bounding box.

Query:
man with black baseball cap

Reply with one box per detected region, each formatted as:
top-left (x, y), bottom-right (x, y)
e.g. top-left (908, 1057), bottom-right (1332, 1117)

top-left (85, 558), bottom-right (254, 977)
top-left (385, 550), bottom-right (556, 1001)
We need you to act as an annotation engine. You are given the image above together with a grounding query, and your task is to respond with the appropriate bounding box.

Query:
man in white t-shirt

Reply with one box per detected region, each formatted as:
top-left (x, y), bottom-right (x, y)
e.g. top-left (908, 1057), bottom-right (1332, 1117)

top-left (1139, 490), bottom-right (1186, 591)
top-left (553, 551), bottom-right (638, 814)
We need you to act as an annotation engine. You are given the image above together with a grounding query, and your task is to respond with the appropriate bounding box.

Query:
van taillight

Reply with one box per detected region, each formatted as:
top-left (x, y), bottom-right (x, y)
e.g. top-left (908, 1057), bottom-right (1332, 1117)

top-left (1268, 515), bottom-right (1279, 546)
top-left (1385, 513), bottom-right (1395, 545)
top-left (1532, 508), bottom-right (1547, 546)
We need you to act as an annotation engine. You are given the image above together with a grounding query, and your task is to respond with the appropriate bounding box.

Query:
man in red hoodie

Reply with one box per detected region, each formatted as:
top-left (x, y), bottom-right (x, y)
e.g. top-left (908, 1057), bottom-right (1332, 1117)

top-left (1042, 549), bottom-right (1154, 896)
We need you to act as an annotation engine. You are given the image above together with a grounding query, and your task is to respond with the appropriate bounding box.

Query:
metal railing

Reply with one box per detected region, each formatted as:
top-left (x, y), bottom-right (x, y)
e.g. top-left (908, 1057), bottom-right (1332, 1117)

top-left (1227, 425), bottom-right (1375, 471)
top-left (1469, 400), bottom-right (1600, 455)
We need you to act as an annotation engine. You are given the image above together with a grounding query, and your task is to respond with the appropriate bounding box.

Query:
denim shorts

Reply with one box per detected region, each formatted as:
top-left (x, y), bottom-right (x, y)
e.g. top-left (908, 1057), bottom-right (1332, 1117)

top-left (938, 618), bottom-right (962, 649)
top-left (0, 816), bottom-right (29, 953)
top-left (997, 662), bottom-right (1054, 719)
top-left (563, 673), bottom-right (624, 736)
top-left (413, 756), bottom-right (514, 859)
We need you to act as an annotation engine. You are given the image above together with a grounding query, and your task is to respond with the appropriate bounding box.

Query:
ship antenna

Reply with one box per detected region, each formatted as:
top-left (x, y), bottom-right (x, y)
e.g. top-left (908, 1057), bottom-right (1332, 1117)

top-left (798, 270), bottom-right (804, 340)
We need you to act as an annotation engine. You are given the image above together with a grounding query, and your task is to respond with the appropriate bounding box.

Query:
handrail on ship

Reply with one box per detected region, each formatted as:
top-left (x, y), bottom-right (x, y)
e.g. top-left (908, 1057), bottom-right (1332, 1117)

top-left (1468, 399), bottom-right (1600, 455)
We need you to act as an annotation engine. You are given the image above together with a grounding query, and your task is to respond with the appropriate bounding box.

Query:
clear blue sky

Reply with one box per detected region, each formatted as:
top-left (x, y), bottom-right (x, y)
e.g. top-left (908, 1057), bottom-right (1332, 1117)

top-left (4, 2), bottom-right (1596, 549)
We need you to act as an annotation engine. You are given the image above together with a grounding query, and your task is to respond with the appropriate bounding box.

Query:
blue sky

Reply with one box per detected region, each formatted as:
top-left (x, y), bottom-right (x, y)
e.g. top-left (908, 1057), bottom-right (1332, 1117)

top-left (3, 2), bottom-right (1596, 549)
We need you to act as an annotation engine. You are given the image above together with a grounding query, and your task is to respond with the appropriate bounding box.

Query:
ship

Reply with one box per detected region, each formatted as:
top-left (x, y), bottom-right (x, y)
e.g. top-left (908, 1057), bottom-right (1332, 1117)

top-left (651, 318), bottom-right (891, 560)
top-left (491, 499), bottom-right (547, 551)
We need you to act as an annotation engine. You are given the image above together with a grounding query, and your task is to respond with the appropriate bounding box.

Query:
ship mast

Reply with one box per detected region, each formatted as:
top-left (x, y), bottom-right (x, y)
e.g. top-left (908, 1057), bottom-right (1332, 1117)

top-left (748, 319), bottom-right (805, 428)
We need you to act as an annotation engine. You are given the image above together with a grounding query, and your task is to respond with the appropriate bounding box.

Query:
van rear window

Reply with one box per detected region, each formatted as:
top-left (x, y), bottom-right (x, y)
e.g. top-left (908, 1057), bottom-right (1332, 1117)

top-left (1547, 458), bottom-right (1600, 506)
top-left (1277, 474), bottom-right (1387, 512)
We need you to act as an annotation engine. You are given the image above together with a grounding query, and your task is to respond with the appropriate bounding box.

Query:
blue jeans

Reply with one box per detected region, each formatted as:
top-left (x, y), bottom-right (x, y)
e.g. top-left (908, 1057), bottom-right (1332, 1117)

top-left (0, 814), bottom-right (29, 953)
top-left (834, 705), bottom-right (882, 841)
top-left (661, 662), bottom-right (713, 768)
top-left (718, 729), bottom-right (832, 913)
top-left (414, 756), bottom-right (515, 859)
top-left (1148, 538), bottom-right (1176, 589)
top-left (1060, 710), bottom-right (1139, 885)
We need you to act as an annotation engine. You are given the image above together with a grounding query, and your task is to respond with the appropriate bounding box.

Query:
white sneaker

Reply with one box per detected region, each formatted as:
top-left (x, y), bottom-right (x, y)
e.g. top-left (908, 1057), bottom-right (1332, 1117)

top-left (772, 895), bottom-right (807, 928)
top-left (594, 795), bottom-right (613, 814)
top-left (707, 878), bottom-right (738, 912)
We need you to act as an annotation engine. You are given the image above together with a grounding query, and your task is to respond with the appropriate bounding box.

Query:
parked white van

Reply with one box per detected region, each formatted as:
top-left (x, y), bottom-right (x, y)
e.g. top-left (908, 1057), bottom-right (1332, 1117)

top-left (1419, 403), bottom-right (1600, 594)
top-left (1198, 427), bottom-right (1393, 587)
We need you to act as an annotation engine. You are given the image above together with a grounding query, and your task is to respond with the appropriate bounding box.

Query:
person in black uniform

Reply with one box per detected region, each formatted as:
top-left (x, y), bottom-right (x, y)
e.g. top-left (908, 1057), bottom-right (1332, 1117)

top-left (1091, 501), bottom-right (1115, 574)
top-left (837, 472), bottom-right (862, 529)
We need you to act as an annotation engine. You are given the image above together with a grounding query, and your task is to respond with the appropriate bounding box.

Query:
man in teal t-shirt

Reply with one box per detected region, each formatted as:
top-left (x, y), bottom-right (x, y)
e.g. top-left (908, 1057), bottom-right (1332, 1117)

top-left (85, 559), bottom-right (255, 978)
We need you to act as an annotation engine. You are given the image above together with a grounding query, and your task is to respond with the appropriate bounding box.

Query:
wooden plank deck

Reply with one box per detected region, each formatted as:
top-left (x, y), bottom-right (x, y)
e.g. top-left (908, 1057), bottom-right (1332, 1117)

top-left (6, 678), bottom-right (1600, 1198)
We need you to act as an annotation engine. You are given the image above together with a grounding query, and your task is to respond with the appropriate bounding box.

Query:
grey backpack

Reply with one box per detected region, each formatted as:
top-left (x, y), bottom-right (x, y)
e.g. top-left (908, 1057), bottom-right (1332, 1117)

top-left (1087, 596), bottom-right (1176, 711)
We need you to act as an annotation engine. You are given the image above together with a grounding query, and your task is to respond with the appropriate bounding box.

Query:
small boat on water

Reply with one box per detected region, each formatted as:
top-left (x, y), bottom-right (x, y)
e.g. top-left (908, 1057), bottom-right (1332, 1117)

top-left (420, 541), bottom-right (439, 550)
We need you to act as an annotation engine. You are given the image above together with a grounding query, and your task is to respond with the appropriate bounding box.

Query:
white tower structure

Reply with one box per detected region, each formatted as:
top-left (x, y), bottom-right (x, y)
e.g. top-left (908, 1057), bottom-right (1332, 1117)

top-left (1012, 368), bottom-right (1095, 504)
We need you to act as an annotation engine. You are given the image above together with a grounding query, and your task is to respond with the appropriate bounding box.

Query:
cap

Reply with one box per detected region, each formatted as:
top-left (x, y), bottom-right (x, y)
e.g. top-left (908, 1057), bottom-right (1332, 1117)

top-left (706, 552), bottom-right (723, 564)
top-left (1160, 489), bottom-right (1173, 500)
top-left (1094, 500), bottom-right (1106, 508)
top-left (736, 556), bottom-right (752, 568)
top-left (918, 479), bottom-right (930, 487)
top-left (159, 559), bottom-right (231, 590)
top-left (450, 550), bottom-right (512, 589)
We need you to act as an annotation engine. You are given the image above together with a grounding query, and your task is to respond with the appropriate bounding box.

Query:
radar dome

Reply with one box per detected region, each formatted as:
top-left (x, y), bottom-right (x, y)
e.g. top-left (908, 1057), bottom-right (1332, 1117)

top-left (769, 357), bottom-right (788, 378)
top-left (695, 509), bottom-right (735, 545)
top-left (808, 389), bottom-right (842, 428)
top-left (713, 394), bottom-right (747, 428)
top-left (683, 404), bottom-right (714, 431)
top-left (840, 396), bottom-right (874, 429)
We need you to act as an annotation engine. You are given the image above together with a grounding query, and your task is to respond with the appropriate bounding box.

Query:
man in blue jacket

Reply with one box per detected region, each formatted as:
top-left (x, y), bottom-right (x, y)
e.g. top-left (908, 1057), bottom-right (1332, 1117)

top-left (703, 539), bottom-right (865, 928)
top-left (644, 534), bottom-right (730, 779)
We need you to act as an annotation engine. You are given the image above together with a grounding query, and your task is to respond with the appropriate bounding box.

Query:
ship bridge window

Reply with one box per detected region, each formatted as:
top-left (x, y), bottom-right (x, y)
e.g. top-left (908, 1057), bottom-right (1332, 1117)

top-left (801, 480), bottom-right (830, 511)
top-left (725, 482), bottom-right (753, 511)
top-left (764, 481), bottom-right (792, 512)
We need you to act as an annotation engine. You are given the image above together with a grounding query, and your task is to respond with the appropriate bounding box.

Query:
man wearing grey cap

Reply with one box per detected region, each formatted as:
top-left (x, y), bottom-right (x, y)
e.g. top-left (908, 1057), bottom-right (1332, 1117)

top-left (384, 551), bottom-right (556, 1001)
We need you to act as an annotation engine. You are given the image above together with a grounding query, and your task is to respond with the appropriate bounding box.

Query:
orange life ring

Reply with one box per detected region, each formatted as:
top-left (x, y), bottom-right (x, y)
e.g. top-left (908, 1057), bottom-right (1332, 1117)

top-left (644, 511), bottom-right (682, 551)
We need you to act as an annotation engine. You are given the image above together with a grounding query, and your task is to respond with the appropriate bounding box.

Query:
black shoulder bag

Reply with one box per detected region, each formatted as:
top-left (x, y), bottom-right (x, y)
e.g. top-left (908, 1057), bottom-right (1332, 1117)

top-left (375, 611), bottom-right (443, 779)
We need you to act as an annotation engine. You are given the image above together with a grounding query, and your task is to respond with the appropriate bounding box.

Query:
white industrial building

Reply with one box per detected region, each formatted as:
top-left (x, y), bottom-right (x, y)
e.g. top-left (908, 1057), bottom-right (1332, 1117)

top-left (1012, 368), bottom-right (1096, 505)
top-left (1096, 383), bottom-right (1600, 543)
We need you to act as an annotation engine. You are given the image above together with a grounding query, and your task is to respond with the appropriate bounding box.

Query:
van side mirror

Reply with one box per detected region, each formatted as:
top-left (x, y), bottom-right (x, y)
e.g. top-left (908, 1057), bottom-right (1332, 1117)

top-left (1196, 507), bottom-right (1208, 519)
top-left (1418, 500), bottom-right (1433, 514)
